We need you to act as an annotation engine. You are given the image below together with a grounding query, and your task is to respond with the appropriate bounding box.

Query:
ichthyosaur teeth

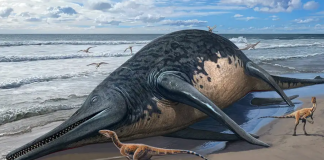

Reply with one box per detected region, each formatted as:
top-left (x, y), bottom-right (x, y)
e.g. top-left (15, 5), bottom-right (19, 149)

top-left (7, 29), bottom-right (324, 160)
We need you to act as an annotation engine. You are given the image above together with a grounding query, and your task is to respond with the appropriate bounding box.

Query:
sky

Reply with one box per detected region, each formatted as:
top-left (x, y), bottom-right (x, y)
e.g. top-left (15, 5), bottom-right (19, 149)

top-left (0, 0), bottom-right (324, 34)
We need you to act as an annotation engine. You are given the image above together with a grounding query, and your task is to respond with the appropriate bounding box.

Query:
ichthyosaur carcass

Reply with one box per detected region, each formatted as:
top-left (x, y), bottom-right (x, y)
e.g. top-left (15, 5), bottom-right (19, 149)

top-left (6, 29), bottom-right (324, 160)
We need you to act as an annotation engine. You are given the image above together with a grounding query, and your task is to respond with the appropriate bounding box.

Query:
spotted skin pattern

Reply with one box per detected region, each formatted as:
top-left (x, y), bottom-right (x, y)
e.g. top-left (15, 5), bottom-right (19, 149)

top-left (6, 29), bottom-right (324, 160)
top-left (259, 97), bottom-right (317, 136)
top-left (99, 130), bottom-right (208, 160)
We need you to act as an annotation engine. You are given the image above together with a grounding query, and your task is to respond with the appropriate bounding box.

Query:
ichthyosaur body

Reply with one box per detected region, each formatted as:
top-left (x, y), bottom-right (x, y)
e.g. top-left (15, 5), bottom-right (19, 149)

top-left (7, 29), bottom-right (324, 160)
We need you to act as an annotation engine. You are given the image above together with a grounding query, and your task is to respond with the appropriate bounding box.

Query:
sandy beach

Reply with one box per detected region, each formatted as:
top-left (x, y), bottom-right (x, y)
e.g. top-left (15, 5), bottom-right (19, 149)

top-left (34, 95), bottom-right (324, 160)
top-left (207, 96), bottom-right (324, 160)
top-left (2, 31), bottom-right (324, 160)
top-left (3, 1), bottom-right (324, 159)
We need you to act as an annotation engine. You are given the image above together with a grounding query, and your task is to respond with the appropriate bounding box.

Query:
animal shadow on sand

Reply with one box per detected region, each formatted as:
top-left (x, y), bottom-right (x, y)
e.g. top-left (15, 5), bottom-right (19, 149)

top-left (287, 133), bottom-right (324, 137)
top-left (214, 141), bottom-right (266, 154)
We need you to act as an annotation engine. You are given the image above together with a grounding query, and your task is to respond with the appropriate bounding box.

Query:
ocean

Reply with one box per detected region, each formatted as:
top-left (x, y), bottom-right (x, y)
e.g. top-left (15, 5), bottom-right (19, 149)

top-left (1, 33), bottom-right (324, 158)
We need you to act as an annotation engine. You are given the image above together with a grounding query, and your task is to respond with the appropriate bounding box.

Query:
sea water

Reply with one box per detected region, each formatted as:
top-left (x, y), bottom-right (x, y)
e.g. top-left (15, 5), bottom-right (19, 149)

top-left (1, 34), bottom-right (324, 157)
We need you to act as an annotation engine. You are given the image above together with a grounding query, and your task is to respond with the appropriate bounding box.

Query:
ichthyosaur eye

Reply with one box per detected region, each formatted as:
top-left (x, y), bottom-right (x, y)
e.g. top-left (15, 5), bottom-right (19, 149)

top-left (91, 96), bottom-right (100, 105)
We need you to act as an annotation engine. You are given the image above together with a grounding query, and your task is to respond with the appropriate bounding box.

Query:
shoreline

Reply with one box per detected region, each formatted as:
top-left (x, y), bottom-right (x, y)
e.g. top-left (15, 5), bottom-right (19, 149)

top-left (1, 72), bottom-right (324, 160)
top-left (39, 95), bottom-right (324, 160)
top-left (207, 96), bottom-right (324, 160)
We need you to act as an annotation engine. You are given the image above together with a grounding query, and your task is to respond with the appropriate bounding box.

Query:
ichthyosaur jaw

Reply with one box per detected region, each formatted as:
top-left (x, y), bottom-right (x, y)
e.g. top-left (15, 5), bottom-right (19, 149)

top-left (6, 29), bottom-right (324, 160)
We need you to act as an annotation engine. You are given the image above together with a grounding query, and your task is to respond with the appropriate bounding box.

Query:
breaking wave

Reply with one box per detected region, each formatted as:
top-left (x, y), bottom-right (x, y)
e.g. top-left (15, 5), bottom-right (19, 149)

top-left (0, 104), bottom-right (79, 126)
top-left (229, 36), bottom-right (248, 43)
top-left (39, 94), bottom-right (88, 104)
top-left (259, 52), bottom-right (324, 61)
top-left (0, 52), bottom-right (132, 62)
top-left (261, 62), bottom-right (296, 70)
top-left (229, 36), bottom-right (323, 49)
top-left (0, 41), bottom-right (150, 47)
top-left (0, 116), bottom-right (70, 137)
top-left (258, 42), bottom-right (322, 49)
top-left (0, 72), bottom-right (102, 89)
top-left (0, 126), bottom-right (32, 137)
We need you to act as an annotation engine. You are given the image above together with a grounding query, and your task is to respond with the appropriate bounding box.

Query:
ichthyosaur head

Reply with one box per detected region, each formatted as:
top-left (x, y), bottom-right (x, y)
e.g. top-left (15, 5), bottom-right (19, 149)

top-left (6, 84), bottom-right (128, 160)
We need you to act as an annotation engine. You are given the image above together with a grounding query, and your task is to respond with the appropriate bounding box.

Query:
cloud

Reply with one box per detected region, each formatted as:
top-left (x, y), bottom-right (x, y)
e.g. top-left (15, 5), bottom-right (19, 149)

top-left (293, 18), bottom-right (317, 23)
top-left (234, 14), bottom-right (257, 21)
top-left (242, 16), bottom-right (257, 21)
top-left (25, 17), bottom-right (42, 22)
top-left (315, 11), bottom-right (324, 14)
top-left (303, 1), bottom-right (319, 10)
top-left (224, 24), bottom-right (321, 33)
top-left (220, 0), bottom-right (302, 13)
top-left (107, 0), bottom-right (230, 18)
top-left (83, 25), bottom-right (96, 30)
top-left (86, 0), bottom-right (112, 11)
top-left (135, 14), bottom-right (165, 23)
top-left (315, 24), bottom-right (322, 28)
top-left (109, 0), bottom-right (143, 13)
top-left (0, 0), bottom-right (236, 30)
top-left (45, 6), bottom-right (77, 18)
top-left (6, 18), bottom-right (18, 23)
top-left (270, 15), bottom-right (280, 20)
top-left (95, 15), bottom-right (122, 25)
top-left (75, 15), bottom-right (91, 21)
top-left (0, 7), bottom-right (13, 18)
top-left (19, 12), bottom-right (31, 17)
top-left (313, 24), bottom-right (324, 30)
top-left (170, 11), bottom-right (229, 17)
top-left (2, 0), bottom-right (319, 34)
top-left (161, 19), bottom-right (207, 27)
top-left (175, 5), bottom-right (247, 10)
top-left (234, 14), bottom-right (243, 17)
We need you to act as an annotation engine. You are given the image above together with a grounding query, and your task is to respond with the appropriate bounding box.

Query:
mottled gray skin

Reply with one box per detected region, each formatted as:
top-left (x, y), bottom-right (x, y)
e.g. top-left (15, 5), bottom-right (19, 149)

top-left (107, 29), bottom-right (252, 120)
top-left (6, 29), bottom-right (324, 160)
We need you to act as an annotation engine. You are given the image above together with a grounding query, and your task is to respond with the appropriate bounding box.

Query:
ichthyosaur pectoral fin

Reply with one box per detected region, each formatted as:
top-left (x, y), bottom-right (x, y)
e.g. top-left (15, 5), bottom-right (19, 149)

top-left (251, 95), bottom-right (299, 106)
top-left (164, 127), bottom-right (259, 141)
top-left (156, 72), bottom-right (270, 147)
top-left (245, 61), bottom-right (294, 107)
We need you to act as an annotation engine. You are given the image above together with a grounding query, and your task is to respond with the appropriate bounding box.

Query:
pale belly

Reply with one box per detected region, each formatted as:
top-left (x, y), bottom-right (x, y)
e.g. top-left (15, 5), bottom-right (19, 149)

top-left (113, 56), bottom-right (252, 140)
top-left (115, 101), bottom-right (207, 140)
top-left (193, 55), bottom-right (253, 108)
top-left (68, 56), bottom-right (256, 148)
top-left (68, 101), bottom-right (208, 148)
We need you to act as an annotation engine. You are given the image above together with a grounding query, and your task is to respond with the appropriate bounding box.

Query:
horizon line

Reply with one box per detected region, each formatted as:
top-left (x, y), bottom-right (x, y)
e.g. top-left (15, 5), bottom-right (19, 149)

top-left (1, 33), bottom-right (324, 35)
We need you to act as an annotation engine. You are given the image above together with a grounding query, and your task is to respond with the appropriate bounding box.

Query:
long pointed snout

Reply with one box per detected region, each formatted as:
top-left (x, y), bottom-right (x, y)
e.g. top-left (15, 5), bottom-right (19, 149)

top-left (6, 88), bottom-right (127, 160)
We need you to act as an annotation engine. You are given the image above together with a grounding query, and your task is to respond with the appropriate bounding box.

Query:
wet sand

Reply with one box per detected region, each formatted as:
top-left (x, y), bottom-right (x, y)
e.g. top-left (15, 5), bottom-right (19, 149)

top-left (207, 96), bottom-right (324, 160)
top-left (39, 96), bottom-right (324, 160)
